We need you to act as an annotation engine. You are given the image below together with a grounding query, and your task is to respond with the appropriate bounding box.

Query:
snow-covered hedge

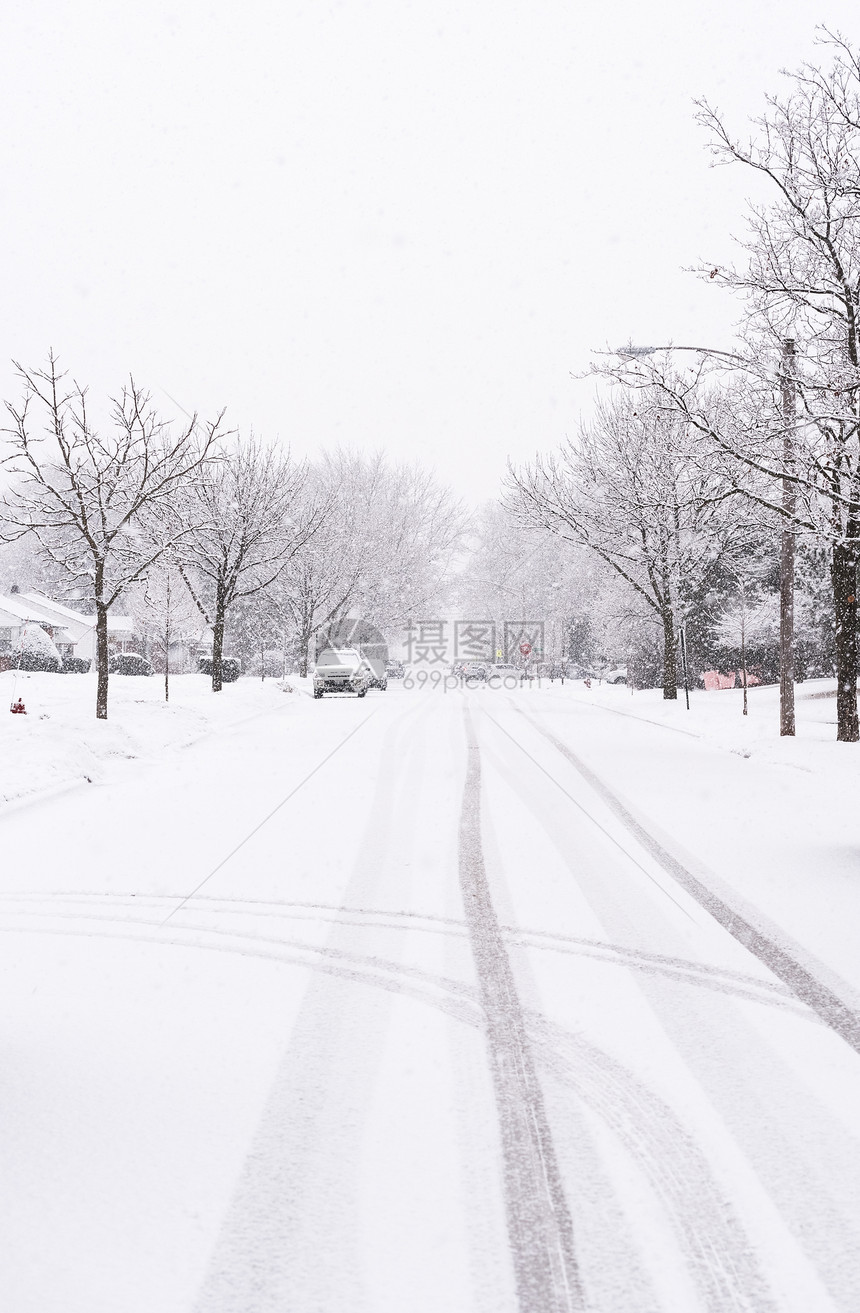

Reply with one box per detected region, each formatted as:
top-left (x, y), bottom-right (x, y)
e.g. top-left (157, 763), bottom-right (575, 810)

top-left (197, 655), bottom-right (241, 682)
top-left (14, 624), bottom-right (62, 672)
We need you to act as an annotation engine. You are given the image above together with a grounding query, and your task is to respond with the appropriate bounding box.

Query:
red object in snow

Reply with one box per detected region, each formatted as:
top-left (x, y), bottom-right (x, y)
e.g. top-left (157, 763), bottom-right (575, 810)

top-left (702, 670), bottom-right (736, 691)
top-left (10, 698), bottom-right (27, 714)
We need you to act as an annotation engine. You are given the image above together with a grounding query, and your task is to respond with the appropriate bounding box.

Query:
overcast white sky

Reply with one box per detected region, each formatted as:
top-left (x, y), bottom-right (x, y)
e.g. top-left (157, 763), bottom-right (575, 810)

top-left (1, 1), bottom-right (857, 504)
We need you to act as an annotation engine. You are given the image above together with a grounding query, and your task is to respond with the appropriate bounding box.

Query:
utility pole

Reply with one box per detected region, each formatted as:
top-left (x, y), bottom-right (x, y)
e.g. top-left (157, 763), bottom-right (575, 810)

top-left (679, 624), bottom-right (690, 710)
top-left (779, 338), bottom-right (796, 736)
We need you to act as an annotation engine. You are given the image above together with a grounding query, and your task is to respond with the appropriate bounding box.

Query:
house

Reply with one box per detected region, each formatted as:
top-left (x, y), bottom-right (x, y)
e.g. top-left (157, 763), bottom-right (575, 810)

top-left (0, 593), bottom-right (76, 671)
top-left (19, 593), bottom-right (134, 663)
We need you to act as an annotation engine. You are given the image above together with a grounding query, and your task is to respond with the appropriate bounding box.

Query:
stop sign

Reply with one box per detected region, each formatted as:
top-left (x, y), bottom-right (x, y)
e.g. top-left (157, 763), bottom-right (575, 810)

top-left (519, 642), bottom-right (531, 657)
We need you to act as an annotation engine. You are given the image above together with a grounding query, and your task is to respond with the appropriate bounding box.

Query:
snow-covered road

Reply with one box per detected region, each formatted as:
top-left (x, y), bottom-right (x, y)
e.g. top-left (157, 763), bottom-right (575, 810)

top-left (2, 680), bottom-right (860, 1312)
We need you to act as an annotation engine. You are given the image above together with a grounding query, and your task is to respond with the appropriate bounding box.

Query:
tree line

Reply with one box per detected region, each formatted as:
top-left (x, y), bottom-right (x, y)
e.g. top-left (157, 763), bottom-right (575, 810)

top-left (0, 353), bottom-right (464, 718)
top-left (503, 28), bottom-right (860, 742)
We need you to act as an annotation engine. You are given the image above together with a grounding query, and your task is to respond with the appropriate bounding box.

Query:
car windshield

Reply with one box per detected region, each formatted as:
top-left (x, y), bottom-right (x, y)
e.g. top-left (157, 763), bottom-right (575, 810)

top-left (315, 648), bottom-right (361, 670)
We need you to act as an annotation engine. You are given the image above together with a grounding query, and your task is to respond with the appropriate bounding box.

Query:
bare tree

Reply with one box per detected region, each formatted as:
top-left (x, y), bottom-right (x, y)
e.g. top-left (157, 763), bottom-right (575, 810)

top-left (279, 451), bottom-right (466, 675)
top-left (130, 554), bottom-right (205, 701)
top-left (714, 544), bottom-right (777, 716)
top-left (178, 435), bottom-right (322, 691)
top-left (459, 502), bottom-right (614, 666)
top-left (1, 353), bottom-right (225, 718)
top-left (599, 36), bottom-right (860, 737)
top-left (276, 457), bottom-right (365, 676)
top-left (696, 35), bottom-right (860, 738)
top-left (350, 455), bottom-right (467, 632)
top-left (508, 390), bottom-right (743, 699)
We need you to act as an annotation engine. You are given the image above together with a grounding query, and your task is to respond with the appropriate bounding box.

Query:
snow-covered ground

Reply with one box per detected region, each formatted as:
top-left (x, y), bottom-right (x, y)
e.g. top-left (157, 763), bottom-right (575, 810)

top-left (0, 668), bottom-right (300, 809)
top-left (2, 672), bottom-right (860, 1312)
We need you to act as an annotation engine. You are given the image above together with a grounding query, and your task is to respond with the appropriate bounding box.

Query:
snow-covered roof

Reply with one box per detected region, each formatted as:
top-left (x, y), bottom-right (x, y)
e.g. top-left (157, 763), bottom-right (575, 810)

top-left (0, 603), bottom-right (26, 628)
top-left (21, 593), bottom-right (134, 634)
top-left (0, 593), bottom-right (63, 627)
top-left (20, 593), bottom-right (94, 626)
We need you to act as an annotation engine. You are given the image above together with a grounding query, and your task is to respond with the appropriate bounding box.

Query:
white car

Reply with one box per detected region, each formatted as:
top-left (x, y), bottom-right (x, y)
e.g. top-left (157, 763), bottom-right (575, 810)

top-left (601, 666), bottom-right (628, 685)
top-left (313, 648), bottom-right (370, 698)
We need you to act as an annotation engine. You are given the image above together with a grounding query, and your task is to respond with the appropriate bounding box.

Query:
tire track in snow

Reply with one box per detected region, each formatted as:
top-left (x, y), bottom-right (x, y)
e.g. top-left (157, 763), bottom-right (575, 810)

top-left (0, 892), bottom-right (806, 1013)
top-left (505, 703), bottom-right (860, 1057)
top-left (192, 693), bottom-right (483, 1312)
top-left (528, 1017), bottom-right (779, 1313)
top-left (477, 712), bottom-right (860, 1313)
top-left (0, 921), bottom-right (789, 1311)
top-left (459, 707), bottom-right (583, 1313)
top-left (474, 715), bottom-right (784, 1313)
top-left (0, 919), bottom-right (483, 1029)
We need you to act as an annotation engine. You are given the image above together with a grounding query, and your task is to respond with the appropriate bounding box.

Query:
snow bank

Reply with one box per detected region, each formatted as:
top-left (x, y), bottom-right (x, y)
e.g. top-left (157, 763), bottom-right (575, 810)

top-left (0, 670), bottom-right (303, 810)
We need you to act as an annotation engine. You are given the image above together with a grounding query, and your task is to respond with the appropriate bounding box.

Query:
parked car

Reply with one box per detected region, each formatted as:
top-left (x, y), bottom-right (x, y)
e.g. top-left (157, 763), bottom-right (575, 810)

top-left (565, 663), bottom-right (593, 680)
top-left (313, 648), bottom-right (370, 698)
top-left (109, 652), bottom-right (153, 676)
top-left (460, 661), bottom-right (488, 682)
top-left (601, 666), bottom-right (628, 685)
top-left (536, 660), bottom-right (568, 680)
top-left (361, 654), bottom-right (388, 690)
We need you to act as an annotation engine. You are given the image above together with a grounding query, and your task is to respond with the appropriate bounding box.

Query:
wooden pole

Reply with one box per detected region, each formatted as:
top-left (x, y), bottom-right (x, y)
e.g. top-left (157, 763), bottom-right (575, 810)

top-left (779, 339), bottom-right (796, 736)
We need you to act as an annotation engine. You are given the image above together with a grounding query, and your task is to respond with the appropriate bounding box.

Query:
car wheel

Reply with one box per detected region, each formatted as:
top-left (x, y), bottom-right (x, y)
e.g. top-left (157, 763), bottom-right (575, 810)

top-left (358, 687), bottom-right (367, 698)
top-left (314, 689), bottom-right (323, 699)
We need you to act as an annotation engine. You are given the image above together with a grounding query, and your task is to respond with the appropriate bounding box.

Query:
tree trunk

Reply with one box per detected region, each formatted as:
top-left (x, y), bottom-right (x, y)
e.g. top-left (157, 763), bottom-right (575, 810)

top-left (95, 596), bottom-right (110, 721)
top-left (299, 627), bottom-right (312, 679)
top-left (779, 520), bottom-right (796, 735)
top-left (831, 538), bottom-right (859, 743)
top-left (164, 572), bottom-right (171, 703)
top-left (661, 609), bottom-right (678, 700)
top-left (212, 585), bottom-right (226, 693)
top-left (740, 615), bottom-right (748, 717)
top-left (679, 624), bottom-right (690, 710)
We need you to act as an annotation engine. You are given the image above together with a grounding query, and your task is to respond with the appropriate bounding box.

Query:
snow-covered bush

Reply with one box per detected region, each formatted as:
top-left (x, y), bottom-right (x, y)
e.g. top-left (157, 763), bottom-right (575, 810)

top-left (14, 624), bottom-right (61, 672)
top-left (108, 653), bottom-right (153, 676)
top-left (60, 655), bottom-right (92, 674)
top-left (197, 655), bottom-right (241, 682)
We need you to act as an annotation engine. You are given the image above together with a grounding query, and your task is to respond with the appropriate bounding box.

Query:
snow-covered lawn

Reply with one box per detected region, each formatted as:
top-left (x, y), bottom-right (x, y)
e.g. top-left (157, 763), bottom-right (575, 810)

top-left (0, 669), bottom-right (303, 809)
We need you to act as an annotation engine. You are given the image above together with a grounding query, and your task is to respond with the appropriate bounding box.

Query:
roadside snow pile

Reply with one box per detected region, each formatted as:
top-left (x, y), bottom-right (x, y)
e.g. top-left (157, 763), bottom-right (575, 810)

top-left (576, 677), bottom-right (852, 766)
top-left (0, 671), bottom-right (298, 809)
